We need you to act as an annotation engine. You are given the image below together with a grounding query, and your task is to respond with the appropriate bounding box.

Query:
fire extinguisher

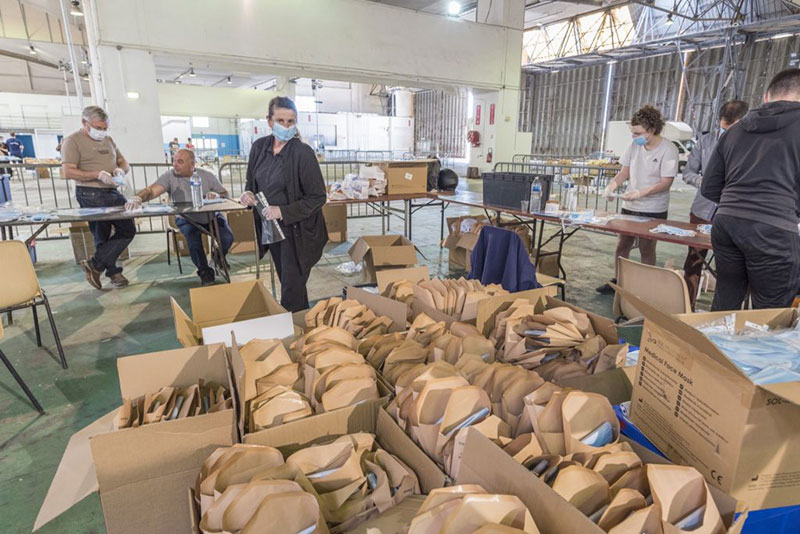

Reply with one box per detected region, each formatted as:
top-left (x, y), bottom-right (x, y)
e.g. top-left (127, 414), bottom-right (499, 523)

top-left (486, 148), bottom-right (493, 164)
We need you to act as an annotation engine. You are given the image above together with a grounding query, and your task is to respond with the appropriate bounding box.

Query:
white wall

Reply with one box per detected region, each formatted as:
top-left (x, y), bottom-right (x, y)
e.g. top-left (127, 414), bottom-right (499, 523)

top-left (161, 116), bottom-right (191, 145)
top-left (294, 80), bottom-right (385, 115)
top-left (95, 0), bottom-right (522, 91)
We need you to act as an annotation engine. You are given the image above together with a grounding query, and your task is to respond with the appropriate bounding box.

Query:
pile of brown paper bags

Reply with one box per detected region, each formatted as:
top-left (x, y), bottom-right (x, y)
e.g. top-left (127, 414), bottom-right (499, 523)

top-left (195, 444), bottom-right (327, 534)
top-left (287, 433), bottom-right (420, 532)
top-left (490, 302), bottom-right (628, 381)
top-left (293, 326), bottom-right (381, 413)
top-left (382, 278), bottom-right (508, 321)
top-left (114, 381), bottom-right (231, 429)
top-left (407, 485), bottom-right (541, 534)
top-left (305, 297), bottom-right (394, 338)
top-left (500, 389), bottom-right (725, 533)
top-left (359, 314), bottom-right (495, 386)
top-left (238, 339), bottom-right (309, 434)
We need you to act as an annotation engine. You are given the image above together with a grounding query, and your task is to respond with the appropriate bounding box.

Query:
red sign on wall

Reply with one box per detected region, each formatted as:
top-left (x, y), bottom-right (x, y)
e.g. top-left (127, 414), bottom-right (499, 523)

top-left (489, 104), bottom-right (496, 125)
top-left (476, 104), bottom-right (482, 126)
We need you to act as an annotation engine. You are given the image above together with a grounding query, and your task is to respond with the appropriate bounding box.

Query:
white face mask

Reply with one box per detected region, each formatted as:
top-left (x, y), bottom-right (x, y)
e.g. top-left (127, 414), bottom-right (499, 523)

top-left (88, 127), bottom-right (107, 141)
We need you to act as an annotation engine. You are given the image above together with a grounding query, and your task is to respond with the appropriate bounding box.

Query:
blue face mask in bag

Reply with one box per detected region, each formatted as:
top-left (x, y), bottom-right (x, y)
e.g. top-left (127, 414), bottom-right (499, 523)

top-left (632, 136), bottom-right (648, 146)
top-left (272, 122), bottom-right (297, 142)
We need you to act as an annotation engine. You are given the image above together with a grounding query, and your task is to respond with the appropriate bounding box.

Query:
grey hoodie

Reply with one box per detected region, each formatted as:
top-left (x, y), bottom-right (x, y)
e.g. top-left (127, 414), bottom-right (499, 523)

top-left (702, 101), bottom-right (800, 232)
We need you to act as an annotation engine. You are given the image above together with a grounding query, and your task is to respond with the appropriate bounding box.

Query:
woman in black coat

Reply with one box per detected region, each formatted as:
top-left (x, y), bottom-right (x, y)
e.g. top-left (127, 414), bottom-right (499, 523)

top-left (240, 96), bottom-right (328, 312)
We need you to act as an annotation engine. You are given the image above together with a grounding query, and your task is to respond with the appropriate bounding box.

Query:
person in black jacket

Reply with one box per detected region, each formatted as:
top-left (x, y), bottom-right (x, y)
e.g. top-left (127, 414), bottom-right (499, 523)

top-left (240, 96), bottom-right (328, 312)
top-left (702, 68), bottom-right (800, 310)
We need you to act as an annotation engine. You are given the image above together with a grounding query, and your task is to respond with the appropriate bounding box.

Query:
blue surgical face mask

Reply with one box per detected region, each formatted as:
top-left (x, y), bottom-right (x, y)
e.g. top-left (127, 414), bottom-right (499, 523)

top-left (632, 136), bottom-right (647, 146)
top-left (720, 127), bottom-right (727, 134)
top-left (272, 122), bottom-right (297, 142)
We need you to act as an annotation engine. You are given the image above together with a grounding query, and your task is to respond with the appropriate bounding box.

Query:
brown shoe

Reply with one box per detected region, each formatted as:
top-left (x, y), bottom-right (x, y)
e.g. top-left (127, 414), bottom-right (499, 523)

top-left (109, 273), bottom-right (129, 287)
top-left (80, 260), bottom-right (102, 289)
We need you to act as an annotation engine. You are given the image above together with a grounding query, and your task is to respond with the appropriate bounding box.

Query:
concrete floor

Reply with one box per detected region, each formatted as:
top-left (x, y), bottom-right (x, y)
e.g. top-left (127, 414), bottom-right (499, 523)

top-left (0, 177), bottom-right (709, 533)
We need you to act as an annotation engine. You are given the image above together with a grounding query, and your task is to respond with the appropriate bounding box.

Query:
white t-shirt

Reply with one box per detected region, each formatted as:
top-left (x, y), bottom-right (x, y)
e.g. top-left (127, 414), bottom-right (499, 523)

top-left (620, 138), bottom-right (679, 213)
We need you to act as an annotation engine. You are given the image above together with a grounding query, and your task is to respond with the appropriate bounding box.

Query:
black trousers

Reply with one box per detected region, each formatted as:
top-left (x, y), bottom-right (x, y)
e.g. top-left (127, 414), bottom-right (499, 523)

top-left (75, 187), bottom-right (136, 276)
top-left (269, 236), bottom-right (311, 313)
top-left (711, 214), bottom-right (800, 311)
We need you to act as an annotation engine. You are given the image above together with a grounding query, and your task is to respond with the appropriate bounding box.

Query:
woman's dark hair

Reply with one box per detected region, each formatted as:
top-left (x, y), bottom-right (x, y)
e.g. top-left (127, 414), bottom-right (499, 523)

top-left (268, 96), bottom-right (298, 118)
top-left (630, 105), bottom-right (666, 135)
top-left (719, 100), bottom-right (749, 124)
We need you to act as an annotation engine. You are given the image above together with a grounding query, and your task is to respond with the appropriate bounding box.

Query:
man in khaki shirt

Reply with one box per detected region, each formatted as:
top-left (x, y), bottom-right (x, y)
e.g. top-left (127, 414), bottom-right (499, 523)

top-left (61, 105), bottom-right (135, 289)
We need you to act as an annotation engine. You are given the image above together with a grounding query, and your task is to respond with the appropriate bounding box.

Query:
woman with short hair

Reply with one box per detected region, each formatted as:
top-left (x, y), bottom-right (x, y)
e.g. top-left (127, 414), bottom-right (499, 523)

top-left (596, 105), bottom-right (680, 294)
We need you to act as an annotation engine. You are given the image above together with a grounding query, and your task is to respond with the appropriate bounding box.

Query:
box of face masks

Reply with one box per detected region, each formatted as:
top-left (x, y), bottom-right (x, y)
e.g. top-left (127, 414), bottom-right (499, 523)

top-left (624, 288), bottom-right (800, 511)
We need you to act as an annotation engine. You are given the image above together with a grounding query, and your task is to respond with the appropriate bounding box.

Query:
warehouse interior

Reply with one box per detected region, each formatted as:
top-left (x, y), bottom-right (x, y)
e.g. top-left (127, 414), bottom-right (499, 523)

top-left (2, 0), bottom-right (800, 533)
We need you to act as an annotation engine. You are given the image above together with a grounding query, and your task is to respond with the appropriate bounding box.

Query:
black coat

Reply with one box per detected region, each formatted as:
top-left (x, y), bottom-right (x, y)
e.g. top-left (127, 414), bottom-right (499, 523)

top-left (245, 136), bottom-right (328, 275)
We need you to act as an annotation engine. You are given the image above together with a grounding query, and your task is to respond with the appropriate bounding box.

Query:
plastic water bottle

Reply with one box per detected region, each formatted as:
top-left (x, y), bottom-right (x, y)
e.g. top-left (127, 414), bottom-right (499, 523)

top-left (561, 178), bottom-right (577, 212)
top-left (529, 178), bottom-right (542, 213)
top-left (190, 173), bottom-right (203, 209)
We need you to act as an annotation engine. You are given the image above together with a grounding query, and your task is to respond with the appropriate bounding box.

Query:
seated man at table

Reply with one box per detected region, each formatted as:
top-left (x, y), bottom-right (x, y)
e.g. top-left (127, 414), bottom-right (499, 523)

top-left (126, 149), bottom-right (234, 286)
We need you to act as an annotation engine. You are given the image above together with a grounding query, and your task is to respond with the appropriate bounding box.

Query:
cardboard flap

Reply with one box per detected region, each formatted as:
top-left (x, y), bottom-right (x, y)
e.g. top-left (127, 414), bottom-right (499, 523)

top-left (372, 245), bottom-right (418, 267)
top-left (376, 266), bottom-right (430, 292)
top-left (455, 232), bottom-right (480, 251)
top-left (611, 284), bottom-right (745, 378)
top-left (190, 280), bottom-right (285, 327)
top-left (201, 313), bottom-right (294, 347)
top-left (33, 411), bottom-right (116, 531)
top-left (346, 286), bottom-right (408, 333)
top-left (476, 289), bottom-right (553, 337)
top-left (171, 296), bottom-right (201, 347)
top-left (116, 344), bottom-right (228, 400)
top-left (759, 380), bottom-right (800, 406)
top-left (91, 410), bottom-right (234, 493)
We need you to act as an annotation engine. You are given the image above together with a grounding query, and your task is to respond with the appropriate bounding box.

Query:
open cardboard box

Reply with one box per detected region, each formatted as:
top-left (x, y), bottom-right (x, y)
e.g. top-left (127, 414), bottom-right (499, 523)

top-left (375, 160), bottom-right (433, 195)
top-left (243, 400), bottom-right (448, 493)
top-left (619, 287), bottom-right (800, 511)
top-left (348, 235), bottom-right (420, 284)
top-left (323, 202), bottom-right (348, 243)
top-left (225, 209), bottom-right (257, 254)
top-left (375, 265), bottom-right (430, 293)
top-left (457, 428), bottom-right (744, 534)
top-left (35, 344), bottom-right (237, 534)
top-left (170, 280), bottom-right (295, 347)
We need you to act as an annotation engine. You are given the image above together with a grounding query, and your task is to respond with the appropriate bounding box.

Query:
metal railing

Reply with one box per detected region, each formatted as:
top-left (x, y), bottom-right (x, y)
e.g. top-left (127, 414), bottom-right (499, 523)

top-left (511, 153), bottom-right (595, 164)
top-left (491, 160), bottom-right (625, 213)
top-left (322, 150), bottom-right (415, 162)
top-left (217, 160), bottom-right (385, 219)
top-left (1, 162), bottom-right (185, 239)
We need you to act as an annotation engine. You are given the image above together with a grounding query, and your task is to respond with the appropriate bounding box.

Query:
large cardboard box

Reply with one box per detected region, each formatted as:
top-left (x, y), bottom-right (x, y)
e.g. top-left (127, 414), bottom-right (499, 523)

top-left (35, 344), bottom-right (237, 534)
top-left (627, 293), bottom-right (800, 511)
top-left (225, 209), bottom-right (256, 254)
top-left (170, 280), bottom-right (294, 347)
top-left (323, 203), bottom-right (347, 243)
top-left (348, 235), bottom-right (419, 284)
top-left (375, 160), bottom-right (431, 195)
top-left (457, 428), bottom-right (743, 534)
top-left (243, 401), bottom-right (448, 493)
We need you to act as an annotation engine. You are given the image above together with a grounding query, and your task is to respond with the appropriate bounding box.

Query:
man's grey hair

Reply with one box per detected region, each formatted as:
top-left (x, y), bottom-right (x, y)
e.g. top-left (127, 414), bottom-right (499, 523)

top-left (176, 148), bottom-right (196, 163)
top-left (81, 105), bottom-right (109, 123)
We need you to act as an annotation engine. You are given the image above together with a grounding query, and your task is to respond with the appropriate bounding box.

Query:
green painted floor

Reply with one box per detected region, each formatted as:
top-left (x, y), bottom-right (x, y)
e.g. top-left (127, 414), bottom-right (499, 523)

top-left (0, 178), bottom-right (709, 533)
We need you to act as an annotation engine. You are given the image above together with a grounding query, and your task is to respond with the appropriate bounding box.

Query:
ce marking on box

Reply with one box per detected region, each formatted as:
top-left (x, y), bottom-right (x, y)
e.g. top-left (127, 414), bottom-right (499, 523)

top-left (710, 470), bottom-right (723, 485)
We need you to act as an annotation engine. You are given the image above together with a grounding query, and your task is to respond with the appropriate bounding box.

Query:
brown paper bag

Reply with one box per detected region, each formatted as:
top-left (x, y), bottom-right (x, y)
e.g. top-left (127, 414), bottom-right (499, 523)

top-left (551, 465), bottom-right (610, 516)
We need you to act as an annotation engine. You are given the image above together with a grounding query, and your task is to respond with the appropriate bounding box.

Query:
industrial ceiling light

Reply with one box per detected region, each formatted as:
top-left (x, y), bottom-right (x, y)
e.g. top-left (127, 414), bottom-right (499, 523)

top-left (126, 91), bottom-right (140, 99)
top-left (175, 79), bottom-right (182, 85)
top-left (188, 67), bottom-right (197, 77)
top-left (70, 1), bottom-right (84, 16)
top-left (29, 45), bottom-right (37, 55)
top-left (448, 1), bottom-right (461, 16)
top-left (665, 13), bottom-right (674, 25)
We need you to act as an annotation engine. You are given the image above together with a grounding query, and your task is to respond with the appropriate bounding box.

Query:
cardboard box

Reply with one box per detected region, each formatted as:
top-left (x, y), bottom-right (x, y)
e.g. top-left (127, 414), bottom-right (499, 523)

top-left (443, 216), bottom-right (484, 271)
top-left (375, 160), bottom-right (431, 194)
top-left (457, 428), bottom-right (743, 534)
top-left (626, 291), bottom-right (800, 511)
top-left (348, 235), bottom-right (419, 284)
top-left (323, 203), bottom-right (347, 243)
top-left (225, 209), bottom-right (257, 254)
top-left (243, 401), bottom-right (448, 493)
top-left (35, 344), bottom-right (237, 534)
top-left (170, 280), bottom-right (294, 347)
top-left (375, 265), bottom-right (430, 293)
top-left (69, 222), bottom-right (130, 264)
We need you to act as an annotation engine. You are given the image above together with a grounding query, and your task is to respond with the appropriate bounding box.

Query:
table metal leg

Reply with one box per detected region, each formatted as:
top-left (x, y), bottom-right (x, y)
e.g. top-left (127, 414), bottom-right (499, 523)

top-left (405, 199), bottom-right (412, 240)
top-left (211, 215), bottom-right (231, 283)
top-left (440, 201), bottom-right (446, 241)
top-left (381, 201), bottom-right (386, 235)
